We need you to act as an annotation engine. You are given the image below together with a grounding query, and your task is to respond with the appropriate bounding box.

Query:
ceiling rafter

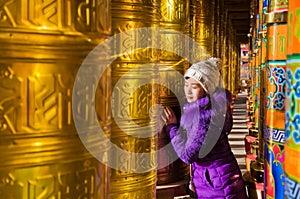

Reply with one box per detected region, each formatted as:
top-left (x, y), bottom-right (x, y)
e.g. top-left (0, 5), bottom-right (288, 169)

top-left (222, 0), bottom-right (250, 43)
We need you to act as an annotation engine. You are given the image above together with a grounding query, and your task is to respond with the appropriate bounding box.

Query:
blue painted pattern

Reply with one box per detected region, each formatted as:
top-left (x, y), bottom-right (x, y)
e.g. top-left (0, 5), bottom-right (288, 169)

top-left (285, 68), bottom-right (300, 144)
top-left (265, 127), bottom-right (285, 143)
top-left (267, 66), bottom-right (286, 110)
top-left (285, 175), bottom-right (300, 199)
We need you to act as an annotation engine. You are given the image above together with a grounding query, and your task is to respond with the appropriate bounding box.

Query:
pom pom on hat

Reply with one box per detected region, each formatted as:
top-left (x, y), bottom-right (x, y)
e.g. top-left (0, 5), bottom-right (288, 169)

top-left (184, 59), bottom-right (222, 94)
top-left (206, 57), bottom-right (223, 72)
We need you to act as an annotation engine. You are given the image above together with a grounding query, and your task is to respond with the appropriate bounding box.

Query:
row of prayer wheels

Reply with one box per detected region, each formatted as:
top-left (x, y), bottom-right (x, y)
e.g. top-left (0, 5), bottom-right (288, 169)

top-left (0, 0), bottom-right (241, 198)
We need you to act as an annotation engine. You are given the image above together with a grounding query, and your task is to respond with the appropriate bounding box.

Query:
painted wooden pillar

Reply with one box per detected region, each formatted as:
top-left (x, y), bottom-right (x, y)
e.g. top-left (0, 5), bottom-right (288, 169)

top-left (250, 7), bottom-right (264, 183)
top-left (264, 0), bottom-right (288, 198)
top-left (285, 0), bottom-right (300, 198)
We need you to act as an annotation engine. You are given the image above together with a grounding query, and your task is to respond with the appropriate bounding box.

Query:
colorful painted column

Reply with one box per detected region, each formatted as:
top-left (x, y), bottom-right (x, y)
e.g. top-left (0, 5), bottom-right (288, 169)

top-left (246, 0), bottom-right (256, 107)
top-left (259, 0), bottom-right (268, 171)
top-left (250, 16), bottom-right (264, 184)
top-left (251, 1), bottom-right (259, 122)
top-left (259, 1), bottom-right (269, 195)
top-left (246, 4), bottom-right (264, 198)
top-left (0, 0), bottom-right (111, 198)
top-left (285, 0), bottom-right (300, 198)
top-left (249, 5), bottom-right (260, 134)
top-left (264, 0), bottom-right (288, 198)
top-left (245, 5), bottom-right (265, 194)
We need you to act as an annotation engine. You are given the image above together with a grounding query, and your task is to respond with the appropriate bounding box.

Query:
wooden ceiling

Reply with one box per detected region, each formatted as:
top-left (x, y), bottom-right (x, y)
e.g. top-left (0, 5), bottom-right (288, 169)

top-left (223, 0), bottom-right (251, 43)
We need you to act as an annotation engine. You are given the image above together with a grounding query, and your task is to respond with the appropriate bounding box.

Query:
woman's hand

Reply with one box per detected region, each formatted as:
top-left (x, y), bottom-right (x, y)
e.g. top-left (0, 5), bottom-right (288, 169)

top-left (162, 106), bottom-right (177, 125)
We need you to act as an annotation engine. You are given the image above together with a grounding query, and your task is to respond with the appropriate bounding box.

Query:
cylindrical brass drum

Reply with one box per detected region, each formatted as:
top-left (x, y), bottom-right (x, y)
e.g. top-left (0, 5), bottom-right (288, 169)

top-left (0, 0), bottom-right (111, 198)
top-left (110, 0), bottom-right (160, 198)
top-left (194, 0), bottom-right (215, 60)
top-left (214, 0), bottom-right (221, 58)
top-left (157, 0), bottom-right (190, 185)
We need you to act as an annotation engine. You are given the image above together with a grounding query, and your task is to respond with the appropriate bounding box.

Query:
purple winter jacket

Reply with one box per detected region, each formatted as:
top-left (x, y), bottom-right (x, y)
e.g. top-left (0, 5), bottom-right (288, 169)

top-left (166, 88), bottom-right (247, 199)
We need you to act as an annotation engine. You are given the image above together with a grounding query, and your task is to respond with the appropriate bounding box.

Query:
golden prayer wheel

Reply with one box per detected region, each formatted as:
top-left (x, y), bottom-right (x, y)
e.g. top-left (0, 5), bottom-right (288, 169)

top-left (226, 29), bottom-right (231, 92)
top-left (194, 0), bottom-right (215, 60)
top-left (0, 0), bottom-right (111, 198)
top-left (224, 18), bottom-right (237, 92)
top-left (219, 3), bottom-right (225, 58)
top-left (214, 0), bottom-right (221, 58)
top-left (231, 41), bottom-right (238, 93)
top-left (227, 25), bottom-right (234, 92)
top-left (220, 8), bottom-right (228, 89)
top-left (157, 0), bottom-right (190, 185)
top-left (110, 0), bottom-right (160, 198)
top-left (190, 0), bottom-right (197, 40)
top-left (227, 28), bottom-right (233, 92)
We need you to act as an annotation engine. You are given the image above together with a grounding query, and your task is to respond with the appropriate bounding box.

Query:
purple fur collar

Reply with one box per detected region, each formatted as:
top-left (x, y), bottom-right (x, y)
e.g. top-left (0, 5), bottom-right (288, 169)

top-left (180, 95), bottom-right (210, 130)
top-left (180, 88), bottom-right (228, 131)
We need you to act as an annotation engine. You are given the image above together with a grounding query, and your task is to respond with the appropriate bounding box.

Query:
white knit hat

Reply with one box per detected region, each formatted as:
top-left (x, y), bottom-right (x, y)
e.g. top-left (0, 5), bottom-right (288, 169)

top-left (184, 59), bottom-right (222, 94)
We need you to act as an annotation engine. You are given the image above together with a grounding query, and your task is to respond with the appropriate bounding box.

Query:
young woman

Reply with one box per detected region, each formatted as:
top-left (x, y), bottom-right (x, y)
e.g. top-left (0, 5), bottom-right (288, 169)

top-left (163, 59), bottom-right (247, 198)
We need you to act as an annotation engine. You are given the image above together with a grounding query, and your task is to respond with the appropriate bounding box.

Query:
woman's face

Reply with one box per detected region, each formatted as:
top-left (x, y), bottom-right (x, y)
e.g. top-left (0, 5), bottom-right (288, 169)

top-left (184, 78), bottom-right (206, 103)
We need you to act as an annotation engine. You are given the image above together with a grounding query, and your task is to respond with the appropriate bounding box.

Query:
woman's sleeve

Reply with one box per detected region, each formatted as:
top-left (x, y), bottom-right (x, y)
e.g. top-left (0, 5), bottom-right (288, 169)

top-left (165, 122), bottom-right (208, 164)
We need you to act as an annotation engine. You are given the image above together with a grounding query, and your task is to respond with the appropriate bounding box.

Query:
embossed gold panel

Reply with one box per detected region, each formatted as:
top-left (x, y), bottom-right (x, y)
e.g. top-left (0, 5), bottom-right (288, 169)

top-left (0, 0), bottom-right (111, 198)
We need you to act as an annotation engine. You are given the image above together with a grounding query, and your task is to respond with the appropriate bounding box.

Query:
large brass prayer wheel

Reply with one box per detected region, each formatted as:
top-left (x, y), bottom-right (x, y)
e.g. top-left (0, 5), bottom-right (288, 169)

top-left (110, 0), bottom-right (160, 198)
top-left (157, 0), bottom-right (190, 185)
top-left (220, 6), bottom-right (228, 88)
top-left (227, 27), bottom-right (233, 92)
top-left (214, 0), bottom-right (221, 58)
top-left (194, 0), bottom-right (215, 60)
top-left (0, 0), bottom-right (111, 198)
